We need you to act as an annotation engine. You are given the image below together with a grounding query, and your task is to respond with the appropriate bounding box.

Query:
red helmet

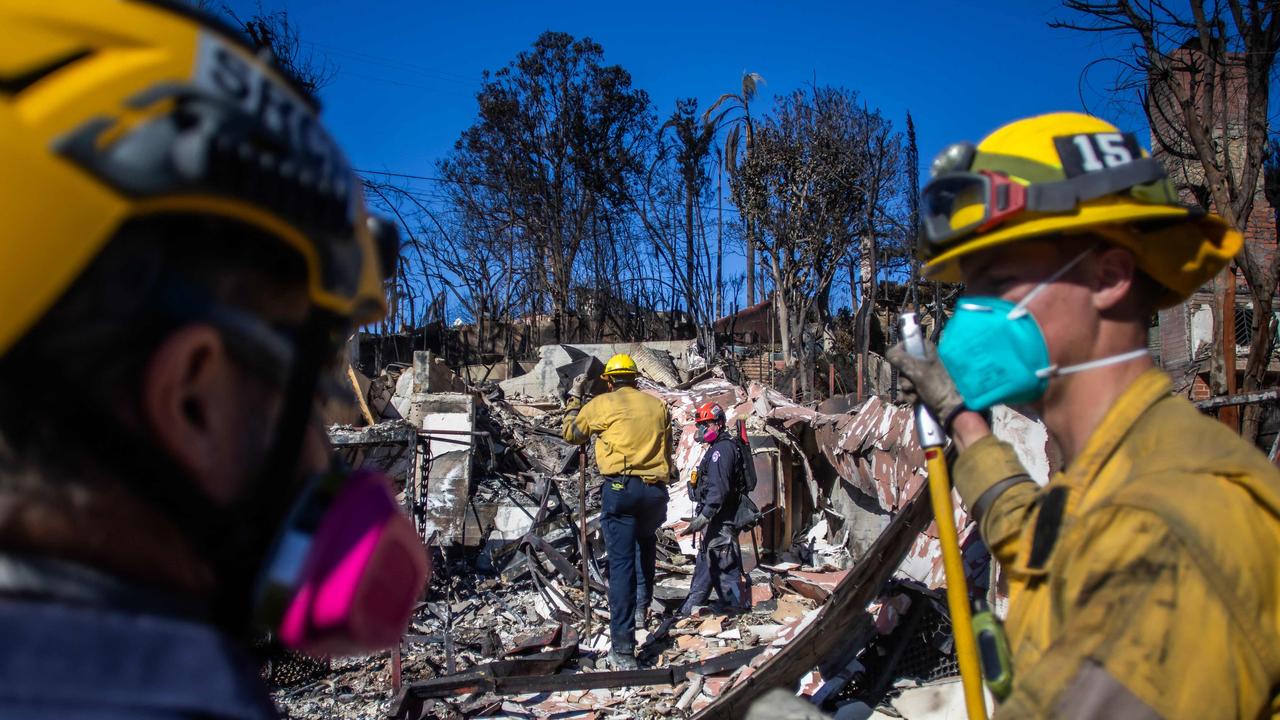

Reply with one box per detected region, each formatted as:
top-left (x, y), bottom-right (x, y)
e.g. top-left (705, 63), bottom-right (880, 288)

top-left (694, 402), bottom-right (725, 425)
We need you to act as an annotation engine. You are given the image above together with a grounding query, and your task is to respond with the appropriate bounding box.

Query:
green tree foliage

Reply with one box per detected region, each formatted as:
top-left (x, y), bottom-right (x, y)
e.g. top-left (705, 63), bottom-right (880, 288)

top-left (439, 31), bottom-right (652, 342)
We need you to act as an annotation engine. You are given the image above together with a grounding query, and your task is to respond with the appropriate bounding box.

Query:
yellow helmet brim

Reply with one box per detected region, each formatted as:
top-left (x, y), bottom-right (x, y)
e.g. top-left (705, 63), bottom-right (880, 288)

top-left (923, 199), bottom-right (1192, 280)
top-left (924, 200), bottom-right (1240, 308)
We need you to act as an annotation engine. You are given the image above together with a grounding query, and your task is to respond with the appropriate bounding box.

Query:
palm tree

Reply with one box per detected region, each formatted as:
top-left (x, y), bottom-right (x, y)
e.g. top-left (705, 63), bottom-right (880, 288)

top-left (659, 99), bottom-right (717, 322)
top-left (704, 72), bottom-right (765, 307)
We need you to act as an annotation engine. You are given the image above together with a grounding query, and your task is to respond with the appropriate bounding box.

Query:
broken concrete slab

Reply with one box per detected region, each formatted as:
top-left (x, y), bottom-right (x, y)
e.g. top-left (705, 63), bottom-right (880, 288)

top-left (697, 616), bottom-right (723, 636)
top-left (889, 679), bottom-right (969, 720)
top-left (499, 341), bottom-right (694, 399)
top-left (772, 598), bottom-right (809, 623)
top-left (677, 634), bottom-right (708, 652)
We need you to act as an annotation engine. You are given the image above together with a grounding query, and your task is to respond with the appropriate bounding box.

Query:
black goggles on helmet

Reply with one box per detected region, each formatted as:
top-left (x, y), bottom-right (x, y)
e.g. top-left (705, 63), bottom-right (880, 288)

top-left (918, 138), bottom-right (1171, 254)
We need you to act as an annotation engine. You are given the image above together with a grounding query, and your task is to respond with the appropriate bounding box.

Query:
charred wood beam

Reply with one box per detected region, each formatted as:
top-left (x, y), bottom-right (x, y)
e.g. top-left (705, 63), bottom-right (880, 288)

top-left (1194, 389), bottom-right (1279, 410)
top-left (693, 487), bottom-right (934, 719)
top-left (392, 646), bottom-right (768, 716)
top-left (522, 532), bottom-right (609, 594)
top-left (328, 421), bottom-right (418, 447)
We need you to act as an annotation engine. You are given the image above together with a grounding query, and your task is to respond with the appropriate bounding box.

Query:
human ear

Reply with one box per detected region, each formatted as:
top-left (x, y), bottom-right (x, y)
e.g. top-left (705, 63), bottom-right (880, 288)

top-left (141, 325), bottom-right (244, 504)
top-left (1090, 246), bottom-right (1137, 313)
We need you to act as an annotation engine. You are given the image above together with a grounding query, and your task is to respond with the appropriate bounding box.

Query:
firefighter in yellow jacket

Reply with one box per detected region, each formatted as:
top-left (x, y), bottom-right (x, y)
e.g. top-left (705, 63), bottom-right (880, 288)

top-left (887, 112), bottom-right (1280, 718)
top-left (563, 353), bottom-right (672, 670)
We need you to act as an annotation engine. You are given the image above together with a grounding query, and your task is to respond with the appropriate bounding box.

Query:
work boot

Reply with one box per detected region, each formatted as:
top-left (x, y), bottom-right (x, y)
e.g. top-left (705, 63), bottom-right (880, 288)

top-left (608, 648), bottom-right (639, 671)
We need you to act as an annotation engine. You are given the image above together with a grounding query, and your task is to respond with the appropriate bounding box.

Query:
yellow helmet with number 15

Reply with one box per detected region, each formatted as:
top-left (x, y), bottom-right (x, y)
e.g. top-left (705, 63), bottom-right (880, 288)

top-left (919, 112), bottom-right (1240, 306)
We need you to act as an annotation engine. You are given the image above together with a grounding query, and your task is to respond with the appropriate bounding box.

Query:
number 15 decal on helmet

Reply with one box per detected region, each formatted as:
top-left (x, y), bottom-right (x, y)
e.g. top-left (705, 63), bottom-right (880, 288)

top-left (1056, 132), bottom-right (1143, 175)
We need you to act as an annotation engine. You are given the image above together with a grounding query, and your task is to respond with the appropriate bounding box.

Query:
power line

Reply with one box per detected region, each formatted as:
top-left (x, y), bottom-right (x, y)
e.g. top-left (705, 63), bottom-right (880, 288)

top-left (356, 168), bottom-right (452, 183)
top-left (341, 72), bottom-right (474, 98)
top-left (355, 168), bottom-right (743, 214)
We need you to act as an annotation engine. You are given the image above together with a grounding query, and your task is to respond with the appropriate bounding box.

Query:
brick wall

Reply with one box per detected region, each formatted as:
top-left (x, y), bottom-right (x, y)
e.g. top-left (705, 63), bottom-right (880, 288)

top-left (1192, 374), bottom-right (1212, 400)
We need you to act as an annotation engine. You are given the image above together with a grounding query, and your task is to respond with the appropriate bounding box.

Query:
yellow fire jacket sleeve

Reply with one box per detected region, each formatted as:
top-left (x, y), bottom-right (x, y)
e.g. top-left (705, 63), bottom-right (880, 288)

top-left (994, 505), bottom-right (1265, 719)
top-left (952, 434), bottom-right (1040, 567)
top-left (950, 370), bottom-right (1280, 718)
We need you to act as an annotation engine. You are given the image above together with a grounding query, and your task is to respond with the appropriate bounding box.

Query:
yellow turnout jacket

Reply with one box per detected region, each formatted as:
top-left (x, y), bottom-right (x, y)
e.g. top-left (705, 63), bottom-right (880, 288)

top-left (954, 369), bottom-right (1280, 718)
top-left (563, 386), bottom-right (672, 483)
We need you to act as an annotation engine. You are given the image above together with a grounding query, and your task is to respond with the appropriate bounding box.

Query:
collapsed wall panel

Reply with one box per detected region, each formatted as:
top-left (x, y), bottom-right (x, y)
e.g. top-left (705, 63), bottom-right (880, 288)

top-left (417, 393), bottom-right (475, 546)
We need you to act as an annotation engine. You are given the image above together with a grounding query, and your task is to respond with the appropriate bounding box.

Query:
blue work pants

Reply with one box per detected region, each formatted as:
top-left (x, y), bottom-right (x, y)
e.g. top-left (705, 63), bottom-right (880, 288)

top-left (601, 475), bottom-right (667, 654)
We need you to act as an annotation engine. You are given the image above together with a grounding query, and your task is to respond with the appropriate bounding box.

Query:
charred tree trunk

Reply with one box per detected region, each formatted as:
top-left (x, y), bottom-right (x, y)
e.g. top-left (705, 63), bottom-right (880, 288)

top-left (858, 230), bottom-right (877, 395)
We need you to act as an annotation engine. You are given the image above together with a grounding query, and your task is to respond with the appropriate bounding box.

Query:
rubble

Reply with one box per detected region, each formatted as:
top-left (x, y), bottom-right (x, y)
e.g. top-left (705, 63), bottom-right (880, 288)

top-left (272, 343), bottom-right (1052, 720)
top-left (499, 341), bottom-right (695, 400)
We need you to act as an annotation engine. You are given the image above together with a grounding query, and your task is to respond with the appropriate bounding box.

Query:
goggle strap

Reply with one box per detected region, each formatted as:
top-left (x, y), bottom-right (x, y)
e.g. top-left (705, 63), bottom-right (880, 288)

top-left (1025, 157), bottom-right (1166, 213)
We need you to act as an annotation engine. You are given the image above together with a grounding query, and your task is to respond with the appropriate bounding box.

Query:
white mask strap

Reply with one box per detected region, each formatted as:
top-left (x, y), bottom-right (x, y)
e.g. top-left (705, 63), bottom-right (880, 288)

top-left (1007, 248), bottom-right (1094, 320)
top-left (1035, 348), bottom-right (1150, 379)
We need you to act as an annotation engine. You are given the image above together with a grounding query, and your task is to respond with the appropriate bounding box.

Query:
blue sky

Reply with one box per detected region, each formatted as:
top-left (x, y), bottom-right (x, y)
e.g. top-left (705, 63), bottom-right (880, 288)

top-left (219, 0), bottom-right (1143, 315)
top-left (223, 0), bottom-right (1139, 181)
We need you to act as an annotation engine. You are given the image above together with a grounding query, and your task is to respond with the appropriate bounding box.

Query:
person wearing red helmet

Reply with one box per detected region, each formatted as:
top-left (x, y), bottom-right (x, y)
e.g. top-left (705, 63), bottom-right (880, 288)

top-left (678, 402), bottom-right (750, 616)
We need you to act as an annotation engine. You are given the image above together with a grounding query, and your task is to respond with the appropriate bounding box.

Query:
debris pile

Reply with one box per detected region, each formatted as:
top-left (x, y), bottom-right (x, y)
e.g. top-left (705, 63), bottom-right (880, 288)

top-left (271, 346), bottom-right (1052, 719)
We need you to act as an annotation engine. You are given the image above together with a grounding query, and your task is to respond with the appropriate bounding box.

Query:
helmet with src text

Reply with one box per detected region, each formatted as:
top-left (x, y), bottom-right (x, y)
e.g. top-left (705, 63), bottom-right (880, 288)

top-left (0, 0), bottom-right (424, 658)
top-left (918, 112), bottom-right (1241, 307)
top-left (0, 0), bottom-right (399, 359)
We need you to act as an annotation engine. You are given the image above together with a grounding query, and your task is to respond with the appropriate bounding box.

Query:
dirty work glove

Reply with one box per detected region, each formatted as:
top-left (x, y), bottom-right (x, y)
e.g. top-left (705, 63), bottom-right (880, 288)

top-left (885, 339), bottom-right (966, 430)
top-left (686, 514), bottom-right (710, 535)
top-left (567, 372), bottom-right (591, 399)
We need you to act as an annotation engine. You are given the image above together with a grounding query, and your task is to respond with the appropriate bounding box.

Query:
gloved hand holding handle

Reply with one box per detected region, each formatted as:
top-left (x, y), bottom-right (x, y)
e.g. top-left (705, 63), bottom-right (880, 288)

top-left (885, 333), bottom-right (966, 433)
top-left (887, 318), bottom-right (992, 451)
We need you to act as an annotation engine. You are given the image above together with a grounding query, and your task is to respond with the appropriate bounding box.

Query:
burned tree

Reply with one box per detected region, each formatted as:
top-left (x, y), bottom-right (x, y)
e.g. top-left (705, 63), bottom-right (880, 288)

top-left (214, 2), bottom-right (336, 94)
top-left (439, 32), bottom-right (652, 343)
top-left (734, 87), bottom-right (901, 400)
top-left (851, 112), bottom-right (906, 395)
top-left (636, 98), bottom-right (721, 356)
top-left (706, 72), bottom-right (767, 308)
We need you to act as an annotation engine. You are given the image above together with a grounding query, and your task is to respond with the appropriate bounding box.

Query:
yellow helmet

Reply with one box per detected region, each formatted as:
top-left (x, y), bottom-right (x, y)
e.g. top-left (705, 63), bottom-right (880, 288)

top-left (602, 353), bottom-right (639, 379)
top-left (919, 112), bottom-right (1240, 306)
top-left (0, 0), bottom-right (397, 358)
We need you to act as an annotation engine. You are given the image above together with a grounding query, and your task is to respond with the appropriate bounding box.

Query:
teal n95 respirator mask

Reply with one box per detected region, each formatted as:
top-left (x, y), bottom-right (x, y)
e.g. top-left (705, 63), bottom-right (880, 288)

top-left (937, 249), bottom-right (1149, 411)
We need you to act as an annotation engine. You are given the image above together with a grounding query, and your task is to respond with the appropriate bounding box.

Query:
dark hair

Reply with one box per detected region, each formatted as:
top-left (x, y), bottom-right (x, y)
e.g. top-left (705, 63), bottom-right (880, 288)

top-left (0, 215), bottom-right (307, 478)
